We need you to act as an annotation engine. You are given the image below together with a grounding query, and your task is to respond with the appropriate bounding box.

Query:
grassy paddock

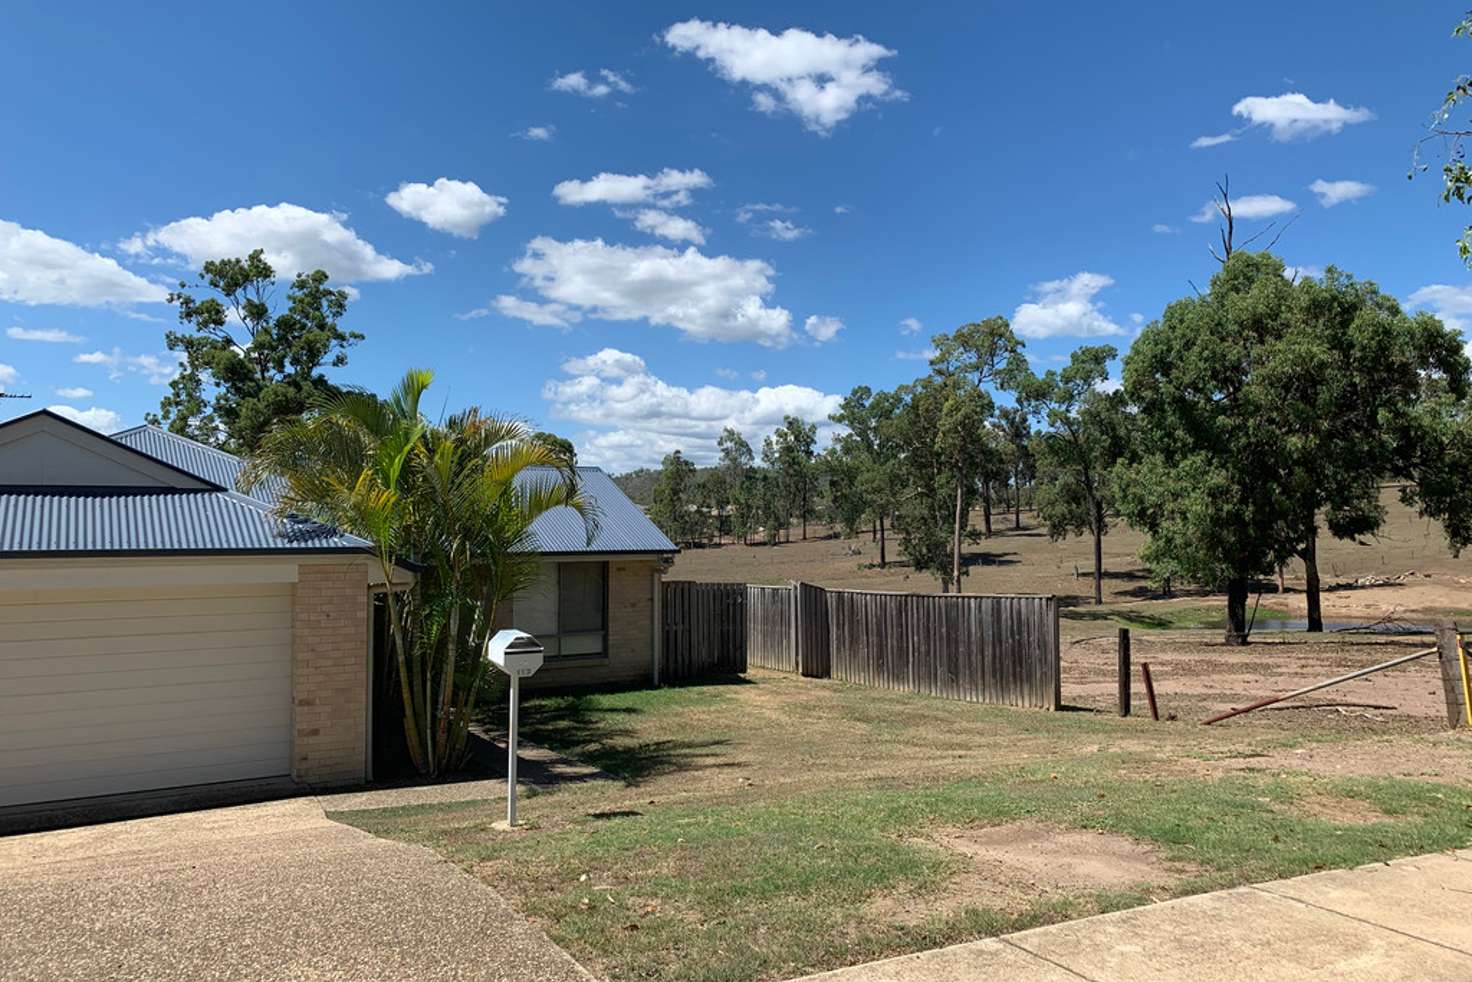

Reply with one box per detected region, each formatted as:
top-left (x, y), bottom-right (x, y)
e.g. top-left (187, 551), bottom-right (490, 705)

top-left (335, 676), bottom-right (1472, 982)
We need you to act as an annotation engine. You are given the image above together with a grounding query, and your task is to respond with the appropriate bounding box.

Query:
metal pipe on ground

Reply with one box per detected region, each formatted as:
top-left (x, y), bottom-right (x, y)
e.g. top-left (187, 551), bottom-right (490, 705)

top-left (1200, 647), bottom-right (1437, 726)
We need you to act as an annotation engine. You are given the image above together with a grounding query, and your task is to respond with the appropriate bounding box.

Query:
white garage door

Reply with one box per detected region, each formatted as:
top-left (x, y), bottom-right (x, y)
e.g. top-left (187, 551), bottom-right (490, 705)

top-left (0, 580), bottom-right (293, 807)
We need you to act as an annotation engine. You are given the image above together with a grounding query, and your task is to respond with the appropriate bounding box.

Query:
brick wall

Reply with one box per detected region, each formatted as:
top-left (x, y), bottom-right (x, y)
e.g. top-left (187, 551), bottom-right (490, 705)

top-left (291, 562), bottom-right (369, 785)
top-left (519, 558), bottom-right (661, 689)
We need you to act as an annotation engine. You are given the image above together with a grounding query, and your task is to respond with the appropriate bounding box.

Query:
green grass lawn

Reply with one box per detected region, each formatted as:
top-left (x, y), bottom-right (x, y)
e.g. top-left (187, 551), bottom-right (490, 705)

top-left (335, 678), bottom-right (1472, 982)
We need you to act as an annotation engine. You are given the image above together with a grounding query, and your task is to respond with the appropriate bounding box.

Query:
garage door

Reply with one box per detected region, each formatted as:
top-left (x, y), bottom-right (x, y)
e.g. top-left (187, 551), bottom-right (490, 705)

top-left (0, 581), bottom-right (293, 807)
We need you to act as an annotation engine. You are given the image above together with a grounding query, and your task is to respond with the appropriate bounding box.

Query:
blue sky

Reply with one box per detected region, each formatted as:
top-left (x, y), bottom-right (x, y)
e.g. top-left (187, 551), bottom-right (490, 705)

top-left (3, 2), bottom-right (1470, 471)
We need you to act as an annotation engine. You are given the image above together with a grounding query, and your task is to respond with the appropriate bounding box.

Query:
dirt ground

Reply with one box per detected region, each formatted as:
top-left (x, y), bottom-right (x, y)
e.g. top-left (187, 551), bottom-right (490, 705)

top-left (671, 489), bottom-right (1472, 623)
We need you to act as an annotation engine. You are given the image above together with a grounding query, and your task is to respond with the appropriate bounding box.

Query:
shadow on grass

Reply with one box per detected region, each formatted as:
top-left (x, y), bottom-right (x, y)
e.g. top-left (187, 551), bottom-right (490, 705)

top-left (516, 686), bottom-right (742, 786)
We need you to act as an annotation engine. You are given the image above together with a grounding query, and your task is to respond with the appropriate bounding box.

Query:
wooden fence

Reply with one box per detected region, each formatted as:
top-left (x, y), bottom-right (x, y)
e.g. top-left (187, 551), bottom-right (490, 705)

top-left (661, 579), bottom-right (1059, 710)
top-left (660, 580), bottom-right (746, 681)
top-left (746, 584), bottom-right (796, 672)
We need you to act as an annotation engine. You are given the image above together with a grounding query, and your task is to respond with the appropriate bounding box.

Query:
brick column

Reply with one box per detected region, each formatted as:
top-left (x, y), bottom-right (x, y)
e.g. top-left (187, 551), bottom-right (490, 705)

top-left (292, 561), bottom-right (369, 785)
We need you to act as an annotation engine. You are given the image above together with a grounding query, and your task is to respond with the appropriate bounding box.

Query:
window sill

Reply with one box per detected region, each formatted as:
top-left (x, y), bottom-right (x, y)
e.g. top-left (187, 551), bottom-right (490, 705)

top-left (541, 654), bottom-right (610, 669)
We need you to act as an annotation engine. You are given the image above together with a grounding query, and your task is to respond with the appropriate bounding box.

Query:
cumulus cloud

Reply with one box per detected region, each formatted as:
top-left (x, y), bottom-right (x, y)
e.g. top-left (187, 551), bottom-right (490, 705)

top-left (74, 347), bottom-right (182, 384)
top-left (460, 294), bottom-right (585, 329)
top-left (1190, 132), bottom-right (1237, 149)
top-left (895, 347), bottom-right (937, 361)
top-left (0, 363), bottom-right (17, 387)
top-left (502, 237), bottom-right (795, 346)
top-left (1190, 194), bottom-right (1296, 224)
top-left (55, 386), bottom-right (93, 398)
top-left (758, 218), bottom-right (810, 241)
top-left (385, 178), bottom-right (508, 237)
top-left (803, 314), bottom-right (843, 342)
top-left (120, 203), bottom-right (429, 283)
top-left (1231, 92), bottom-right (1373, 141)
top-left (542, 347), bottom-right (843, 470)
top-left (549, 69), bottom-right (635, 98)
top-left (735, 202), bottom-right (795, 223)
top-left (553, 168), bottom-right (712, 207)
top-left (624, 209), bottom-right (707, 244)
top-left (0, 219), bottom-right (166, 307)
top-left (7, 326), bottom-right (81, 343)
top-left (1011, 272), bottom-right (1124, 339)
top-left (662, 19), bottom-right (904, 134)
top-left (1408, 283), bottom-right (1472, 335)
top-left (1308, 179), bottom-right (1374, 207)
top-left (515, 125), bottom-right (556, 141)
top-left (899, 316), bottom-right (922, 334)
top-left (46, 405), bottom-right (122, 432)
top-left (1151, 223), bottom-right (1179, 235)
top-left (834, 204), bottom-right (852, 215)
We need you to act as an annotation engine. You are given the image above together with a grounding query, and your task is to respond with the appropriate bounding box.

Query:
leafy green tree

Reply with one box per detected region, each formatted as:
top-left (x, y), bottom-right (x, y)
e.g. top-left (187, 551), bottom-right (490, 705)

top-left (818, 443), bottom-right (868, 537)
top-left (717, 427), bottom-right (755, 543)
top-left (1120, 252), bottom-right (1472, 643)
top-left (151, 250), bottom-right (363, 453)
top-left (531, 431), bottom-right (577, 468)
top-left (244, 371), bottom-right (589, 776)
top-left (887, 379), bottom-right (957, 589)
top-left (1416, 13), bottom-right (1472, 265)
top-left (650, 450), bottom-right (704, 545)
top-left (936, 380), bottom-right (995, 587)
top-left (830, 385), bottom-right (903, 567)
top-left (1013, 346), bottom-right (1131, 605)
top-left (996, 405), bottom-right (1035, 529)
top-left (767, 416), bottom-right (818, 540)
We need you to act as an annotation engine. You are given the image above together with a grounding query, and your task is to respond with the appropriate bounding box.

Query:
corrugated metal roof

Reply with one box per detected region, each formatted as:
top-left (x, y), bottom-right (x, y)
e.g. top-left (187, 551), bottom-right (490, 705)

top-left (0, 489), bottom-right (374, 556)
top-left (109, 426), bottom-right (283, 504)
top-left (521, 467), bottom-right (676, 554)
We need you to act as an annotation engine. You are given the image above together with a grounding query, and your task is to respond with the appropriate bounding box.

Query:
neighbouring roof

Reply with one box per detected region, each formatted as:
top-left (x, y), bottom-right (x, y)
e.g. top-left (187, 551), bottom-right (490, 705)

top-left (521, 467), bottom-right (676, 555)
top-left (110, 424), bottom-right (284, 504)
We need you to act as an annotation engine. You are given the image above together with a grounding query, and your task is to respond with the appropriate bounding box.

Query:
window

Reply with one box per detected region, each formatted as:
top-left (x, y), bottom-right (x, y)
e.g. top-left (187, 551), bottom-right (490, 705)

top-left (518, 561), bottom-right (608, 660)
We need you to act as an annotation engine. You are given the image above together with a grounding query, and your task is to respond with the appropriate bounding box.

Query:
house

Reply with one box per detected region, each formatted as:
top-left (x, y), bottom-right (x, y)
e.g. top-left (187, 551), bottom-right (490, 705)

top-left (0, 410), bottom-right (675, 809)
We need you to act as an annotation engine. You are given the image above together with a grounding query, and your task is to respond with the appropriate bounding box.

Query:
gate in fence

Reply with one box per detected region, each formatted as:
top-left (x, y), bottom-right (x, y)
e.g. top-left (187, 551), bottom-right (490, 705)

top-left (661, 579), bottom-right (1060, 710)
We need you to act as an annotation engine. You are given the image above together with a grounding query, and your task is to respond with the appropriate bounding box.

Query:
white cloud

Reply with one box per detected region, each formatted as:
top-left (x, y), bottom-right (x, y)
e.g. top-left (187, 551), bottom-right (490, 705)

top-left (834, 204), bottom-right (852, 215)
top-left (471, 294), bottom-right (583, 329)
top-left (74, 347), bottom-right (182, 384)
top-left (0, 363), bottom-right (17, 387)
top-left (624, 209), bottom-right (707, 244)
top-left (714, 367), bottom-right (741, 381)
top-left (1231, 92), bottom-right (1373, 141)
top-left (1408, 283), bottom-right (1472, 335)
top-left (55, 386), bottom-right (92, 398)
top-left (515, 125), bottom-right (556, 141)
top-left (542, 347), bottom-right (843, 470)
top-left (804, 314), bottom-right (843, 342)
top-left (895, 347), bottom-right (937, 361)
top-left (0, 219), bottom-right (166, 307)
top-left (662, 19), bottom-right (904, 134)
top-left (549, 69), bottom-right (635, 98)
top-left (121, 203), bottom-right (429, 283)
top-left (1011, 272), bottom-right (1124, 339)
top-left (553, 168), bottom-right (712, 207)
top-left (385, 178), bottom-right (508, 238)
top-left (750, 369), bottom-right (767, 382)
top-left (1151, 223), bottom-right (1179, 235)
top-left (1095, 377), bottom-right (1123, 394)
top-left (1190, 132), bottom-right (1237, 149)
top-left (759, 219), bottom-right (811, 241)
top-left (7, 326), bottom-right (81, 343)
top-left (735, 202), bottom-right (795, 223)
top-left (1190, 194), bottom-right (1296, 224)
top-left (47, 405), bottom-right (122, 432)
top-left (1308, 178), bottom-right (1374, 207)
top-left (504, 236), bottom-right (795, 346)
top-left (899, 316), bottom-right (923, 334)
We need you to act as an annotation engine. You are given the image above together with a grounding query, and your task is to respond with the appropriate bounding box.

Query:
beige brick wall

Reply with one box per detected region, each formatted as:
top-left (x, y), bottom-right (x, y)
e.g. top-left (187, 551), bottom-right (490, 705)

top-left (514, 558), bottom-right (662, 689)
top-left (291, 561), bottom-right (369, 785)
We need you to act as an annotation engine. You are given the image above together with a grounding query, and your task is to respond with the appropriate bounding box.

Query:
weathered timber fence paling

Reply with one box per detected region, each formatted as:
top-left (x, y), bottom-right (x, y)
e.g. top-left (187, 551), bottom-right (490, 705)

top-left (662, 579), bottom-right (1060, 710)
top-left (745, 584), bottom-right (796, 672)
top-left (661, 581), bottom-right (746, 681)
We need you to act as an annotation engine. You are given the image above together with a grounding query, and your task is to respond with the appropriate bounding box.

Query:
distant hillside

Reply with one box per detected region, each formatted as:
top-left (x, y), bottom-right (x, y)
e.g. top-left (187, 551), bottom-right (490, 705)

top-left (613, 465), bottom-right (722, 506)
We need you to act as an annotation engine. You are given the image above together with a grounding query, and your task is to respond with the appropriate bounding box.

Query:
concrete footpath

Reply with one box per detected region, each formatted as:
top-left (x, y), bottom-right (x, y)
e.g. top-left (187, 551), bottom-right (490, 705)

top-left (800, 849), bottom-right (1472, 982)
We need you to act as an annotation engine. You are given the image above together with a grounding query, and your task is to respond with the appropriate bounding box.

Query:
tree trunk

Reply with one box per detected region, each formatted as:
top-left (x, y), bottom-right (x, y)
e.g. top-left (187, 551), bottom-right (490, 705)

top-left (951, 479), bottom-right (964, 591)
top-left (871, 518), bottom-right (877, 542)
top-left (1224, 577), bottom-right (1250, 645)
top-left (1302, 528), bottom-right (1323, 633)
top-left (1013, 467), bottom-right (1022, 529)
top-left (1092, 503), bottom-right (1105, 606)
top-left (982, 480), bottom-right (993, 537)
top-left (878, 514), bottom-right (887, 569)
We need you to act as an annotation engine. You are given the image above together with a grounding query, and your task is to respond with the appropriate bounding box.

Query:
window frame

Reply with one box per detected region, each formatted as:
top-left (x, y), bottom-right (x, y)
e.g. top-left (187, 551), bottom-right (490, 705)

top-left (538, 559), bottom-right (610, 663)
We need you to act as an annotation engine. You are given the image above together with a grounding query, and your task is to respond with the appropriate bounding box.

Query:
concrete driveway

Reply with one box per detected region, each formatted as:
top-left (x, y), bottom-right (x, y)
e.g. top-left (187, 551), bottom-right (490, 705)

top-left (0, 796), bottom-right (592, 981)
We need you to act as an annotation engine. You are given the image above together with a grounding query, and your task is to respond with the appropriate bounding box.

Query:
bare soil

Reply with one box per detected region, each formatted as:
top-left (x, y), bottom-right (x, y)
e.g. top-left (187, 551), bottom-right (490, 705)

top-left (872, 822), bottom-right (1197, 923)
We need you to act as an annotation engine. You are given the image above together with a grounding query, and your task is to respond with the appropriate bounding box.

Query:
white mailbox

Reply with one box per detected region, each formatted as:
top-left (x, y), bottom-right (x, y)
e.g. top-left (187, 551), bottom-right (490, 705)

top-left (486, 629), bottom-right (544, 678)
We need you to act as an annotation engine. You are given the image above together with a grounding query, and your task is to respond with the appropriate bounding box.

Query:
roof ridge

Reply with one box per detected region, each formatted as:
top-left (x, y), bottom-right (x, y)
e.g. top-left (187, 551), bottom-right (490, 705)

top-left (113, 424), bottom-right (245, 464)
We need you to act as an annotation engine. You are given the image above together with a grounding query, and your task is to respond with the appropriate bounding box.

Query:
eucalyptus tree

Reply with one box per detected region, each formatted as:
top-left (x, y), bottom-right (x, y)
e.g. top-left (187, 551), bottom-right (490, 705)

top-left (829, 385), bottom-right (903, 566)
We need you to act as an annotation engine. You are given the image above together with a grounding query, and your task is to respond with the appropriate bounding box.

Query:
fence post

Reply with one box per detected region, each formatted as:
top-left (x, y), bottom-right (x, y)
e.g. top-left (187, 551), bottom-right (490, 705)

top-left (1117, 627), bottom-right (1131, 717)
top-left (1435, 620), bottom-right (1471, 729)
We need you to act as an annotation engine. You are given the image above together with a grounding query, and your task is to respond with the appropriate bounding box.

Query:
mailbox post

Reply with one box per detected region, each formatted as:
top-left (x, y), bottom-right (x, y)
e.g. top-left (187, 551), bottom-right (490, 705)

top-left (486, 629), bottom-right (544, 827)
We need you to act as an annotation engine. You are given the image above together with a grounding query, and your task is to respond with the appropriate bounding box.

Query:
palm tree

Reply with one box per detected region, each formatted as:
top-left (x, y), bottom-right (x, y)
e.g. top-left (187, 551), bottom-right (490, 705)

top-left (244, 370), bottom-right (593, 776)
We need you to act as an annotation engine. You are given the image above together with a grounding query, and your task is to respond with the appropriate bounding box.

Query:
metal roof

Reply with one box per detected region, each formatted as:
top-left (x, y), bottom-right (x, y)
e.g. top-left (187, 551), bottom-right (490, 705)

top-left (0, 488), bottom-right (374, 557)
top-left (109, 425), bottom-right (283, 504)
top-left (521, 466), bottom-right (676, 555)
